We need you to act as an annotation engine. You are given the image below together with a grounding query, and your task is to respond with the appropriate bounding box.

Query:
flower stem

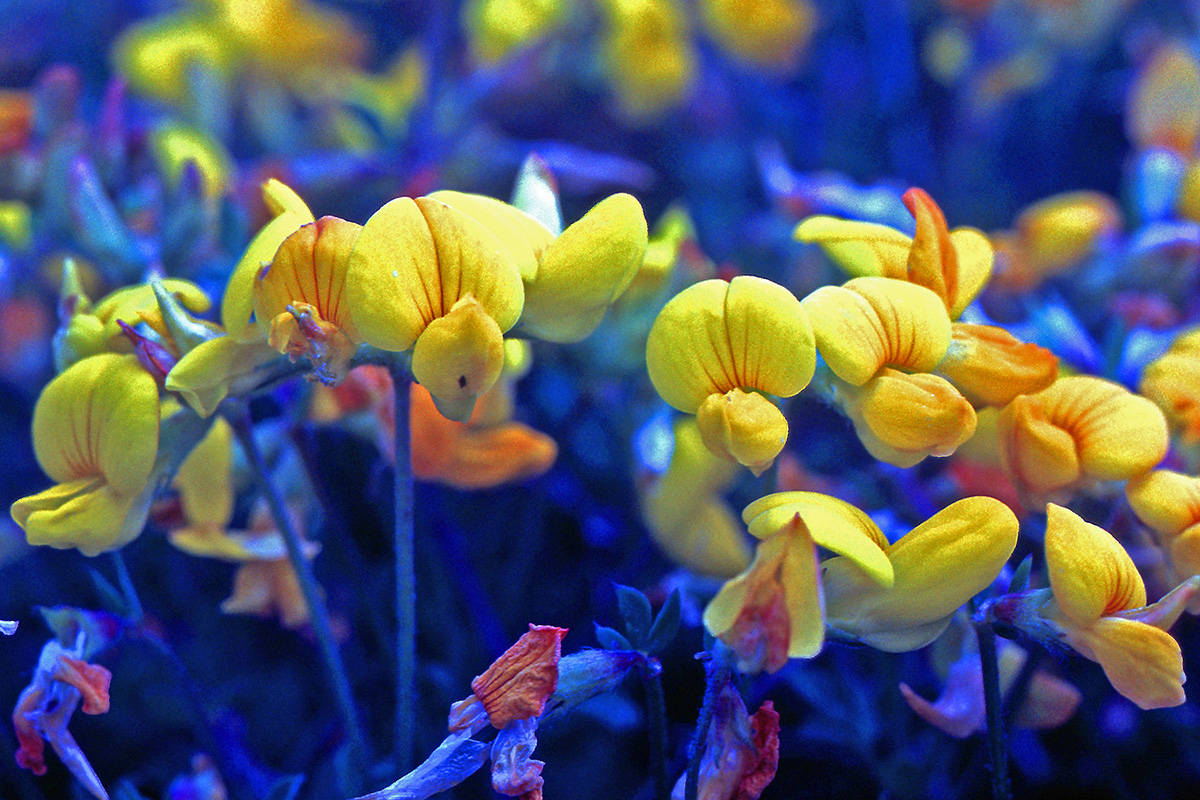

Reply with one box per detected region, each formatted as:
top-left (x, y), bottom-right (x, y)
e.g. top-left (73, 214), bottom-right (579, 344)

top-left (647, 670), bottom-right (670, 800)
top-left (390, 364), bottom-right (416, 772)
top-left (973, 620), bottom-right (1012, 800)
top-left (227, 408), bottom-right (369, 765)
top-left (110, 551), bottom-right (143, 624)
top-left (684, 660), bottom-right (731, 800)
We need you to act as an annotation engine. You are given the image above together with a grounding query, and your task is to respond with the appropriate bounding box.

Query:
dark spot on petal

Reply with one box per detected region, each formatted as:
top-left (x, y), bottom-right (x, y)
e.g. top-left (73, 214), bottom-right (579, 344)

top-left (458, 375), bottom-right (467, 389)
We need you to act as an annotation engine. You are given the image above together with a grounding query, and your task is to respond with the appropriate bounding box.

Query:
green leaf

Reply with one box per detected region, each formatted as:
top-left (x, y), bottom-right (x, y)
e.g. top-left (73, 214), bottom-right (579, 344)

top-left (614, 584), bottom-right (653, 645)
top-left (264, 774), bottom-right (305, 800)
top-left (1008, 554), bottom-right (1033, 594)
top-left (643, 588), bottom-right (681, 654)
top-left (594, 623), bottom-right (633, 651)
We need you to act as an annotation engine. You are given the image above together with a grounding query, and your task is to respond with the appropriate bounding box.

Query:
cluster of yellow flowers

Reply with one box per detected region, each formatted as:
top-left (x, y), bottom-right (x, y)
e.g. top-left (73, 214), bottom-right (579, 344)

top-left (641, 186), bottom-right (1199, 711)
top-left (10, 175), bottom-right (649, 561)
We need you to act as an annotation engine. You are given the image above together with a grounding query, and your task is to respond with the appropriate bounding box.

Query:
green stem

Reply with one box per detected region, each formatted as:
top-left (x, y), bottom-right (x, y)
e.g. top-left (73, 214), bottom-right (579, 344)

top-left (647, 671), bottom-right (670, 800)
top-left (226, 408), bottom-right (369, 764)
top-left (390, 364), bottom-right (416, 772)
top-left (974, 621), bottom-right (1012, 800)
top-left (110, 551), bottom-right (143, 625)
top-left (684, 662), bottom-right (731, 800)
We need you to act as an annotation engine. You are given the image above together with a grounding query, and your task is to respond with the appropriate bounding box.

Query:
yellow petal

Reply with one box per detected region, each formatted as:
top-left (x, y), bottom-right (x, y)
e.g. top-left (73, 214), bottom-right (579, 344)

top-left (904, 188), bottom-right (956, 308)
top-left (1069, 616), bottom-right (1185, 710)
top-left (520, 193), bottom-right (649, 342)
top-left (793, 216), bottom-right (911, 280)
top-left (427, 189), bottom-right (554, 282)
top-left (32, 353), bottom-right (159, 494)
top-left (937, 323), bottom-right (1058, 407)
top-left (410, 296), bottom-right (506, 422)
top-left (698, 0), bottom-right (814, 69)
top-left (345, 196), bottom-right (524, 352)
top-left (112, 13), bottom-right (235, 104)
top-left (151, 123), bottom-right (233, 198)
top-left (802, 277), bottom-right (951, 386)
top-left (1126, 40), bottom-right (1200, 154)
top-left (646, 276), bottom-right (814, 411)
top-left (13, 477), bottom-right (154, 557)
top-left (173, 417), bottom-right (233, 528)
top-left (641, 418), bottom-right (750, 578)
top-left (825, 497), bottom-right (1018, 651)
top-left (1036, 376), bottom-right (1168, 481)
top-left (946, 229), bottom-right (993, 318)
top-left (696, 389), bottom-right (788, 475)
top-left (1014, 191), bottom-right (1121, 276)
top-left (780, 533), bottom-right (825, 658)
top-left (1126, 469), bottom-right (1200, 536)
top-left (253, 215), bottom-right (362, 335)
top-left (1044, 504), bottom-right (1146, 625)
top-left (1140, 330), bottom-right (1200, 443)
top-left (165, 335), bottom-right (281, 418)
top-left (843, 369), bottom-right (976, 468)
top-left (743, 492), bottom-right (893, 586)
top-left (223, 180), bottom-right (314, 340)
top-left (997, 394), bottom-right (1080, 499)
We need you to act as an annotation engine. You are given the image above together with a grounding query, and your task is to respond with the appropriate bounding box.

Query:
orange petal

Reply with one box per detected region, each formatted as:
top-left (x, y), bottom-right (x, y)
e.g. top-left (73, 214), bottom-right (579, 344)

top-left (937, 323), bottom-right (1058, 407)
top-left (471, 625), bottom-right (567, 728)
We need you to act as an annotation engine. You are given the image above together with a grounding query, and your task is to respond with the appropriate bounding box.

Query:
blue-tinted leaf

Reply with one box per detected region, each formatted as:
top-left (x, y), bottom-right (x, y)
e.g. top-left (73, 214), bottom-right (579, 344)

top-left (1008, 554), bottom-right (1033, 594)
top-left (594, 623), bottom-right (633, 652)
top-left (614, 584), bottom-right (653, 644)
top-left (643, 589), bottom-right (681, 655)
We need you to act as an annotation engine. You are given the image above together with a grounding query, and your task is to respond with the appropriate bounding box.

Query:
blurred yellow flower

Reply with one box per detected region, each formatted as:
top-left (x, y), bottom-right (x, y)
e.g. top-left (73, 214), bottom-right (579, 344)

top-left (11, 354), bottom-right (159, 556)
top-left (640, 418), bottom-right (751, 578)
top-left (997, 376), bottom-right (1168, 503)
top-left (703, 491), bottom-right (894, 671)
top-left (795, 188), bottom-right (993, 319)
top-left (429, 190), bottom-right (648, 343)
top-left (596, 0), bottom-right (697, 118)
top-left (698, 0), bottom-right (814, 70)
top-left (1041, 504), bottom-right (1199, 710)
top-left (150, 123), bottom-right (233, 199)
top-left (646, 276), bottom-right (815, 474)
top-left (991, 191), bottom-right (1121, 290)
top-left (1125, 40), bottom-right (1200, 156)
top-left (822, 496), bottom-right (1018, 651)
top-left (1140, 327), bottom-right (1200, 446)
top-left (462, 0), bottom-right (568, 64)
top-left (1126, 469), bottom-right (1200, 613)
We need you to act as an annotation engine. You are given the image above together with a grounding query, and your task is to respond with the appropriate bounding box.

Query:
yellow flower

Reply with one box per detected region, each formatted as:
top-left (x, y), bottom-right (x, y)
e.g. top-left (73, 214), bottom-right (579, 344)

top-left (703, 492), bottom-right (894, 671)
top-left (1040, 504), bottom-right (1199, 710)
top-left (11, 354), bottom-right (160, 556)
top-left (253, 214), bottom-right (363, 383)
top-left (113, 0), bottom-right (366, 106)
top-left (462, 0), bottom-right (567, 64)
top-left (822, 497), bottom-right (1018, 651)
top-left (991, 191), bottom-right (1121, 289)
top-left (698, 0), bottom-right (815, 70)
top-left (54, 264), bottom-right (212, 371)
top-left (801, 276), bottom-right (951, 386)
top-left (838, 368), bottom-right (977, 468)
top-left (1126, 469), bottom-right (1200, 613)
top-left (344, 195), bottom-right (525, 421)
top-left (428, 190), bottom-right (649, 343)
top-left (997, 376), bottom-right (1168, 503)
top-left (596, 0), bottom-right (697, 118)
top-left (222, 178), bottom-right (315, 342)
top-left (1125, 40), bottom-right (1200, 156)
top-left (935, 322), bottom-right (1059, 408)
top-left (645, 276), bottom-right (815, 474)
top-left (164, 334), bottom-right (281, 418)
top-left (1140, 327), bottom-right (1200, 445)
top-left (795, 188), bottom-right (993, 319)
top-left (218, 501), bottom-right (321, 629)
top-left (150, 123), bottom-right (233, 199)
top-left (640, 418), bottom-right (751, 578)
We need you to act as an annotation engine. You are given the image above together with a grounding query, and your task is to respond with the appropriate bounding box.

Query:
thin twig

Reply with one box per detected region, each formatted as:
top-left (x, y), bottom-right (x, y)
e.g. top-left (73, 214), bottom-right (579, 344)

top-left (973, 621), bottom-right (1012, 800)
top-left (390, 364), bottom-right (416, 772)
top-left (684, 660), bottom-right (731, 800)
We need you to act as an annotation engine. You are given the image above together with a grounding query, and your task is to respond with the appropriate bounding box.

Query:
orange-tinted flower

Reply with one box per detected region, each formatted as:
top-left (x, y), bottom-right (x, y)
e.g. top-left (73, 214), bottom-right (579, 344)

top-left (452, 625), bottom-right (568, 731)
top-left (997, 376), bottom-right (1168, 504)
top-left (936, 323), bottom-right (1058, 407)
top-left (669, 682), bottom-right (779, 800)
top-left (991, 191), bottom-right (1121, 290)
top-left (1125, 41), bottom-right (1200, 156)
top-left (253, 215), bottom-right (362, 383)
